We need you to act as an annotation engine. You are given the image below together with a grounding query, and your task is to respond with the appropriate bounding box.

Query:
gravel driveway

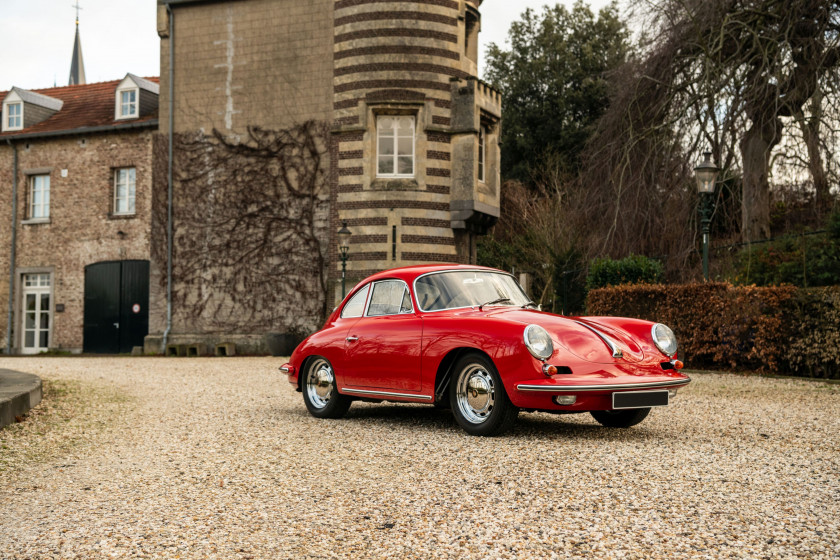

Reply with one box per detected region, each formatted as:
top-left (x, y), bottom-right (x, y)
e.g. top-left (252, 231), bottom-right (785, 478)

top-left (0, 357), bottom-right (838, 559)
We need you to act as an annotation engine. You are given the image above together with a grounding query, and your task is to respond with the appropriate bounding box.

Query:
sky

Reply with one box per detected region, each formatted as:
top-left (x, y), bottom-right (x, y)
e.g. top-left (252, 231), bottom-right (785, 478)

top-left (0, 0), bottom-right (616, 92)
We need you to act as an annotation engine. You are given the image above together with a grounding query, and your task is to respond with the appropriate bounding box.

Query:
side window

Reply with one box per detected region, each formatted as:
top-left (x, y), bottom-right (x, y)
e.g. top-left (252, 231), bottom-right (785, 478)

top-left (367, 280), bottom-right (411, 317)
top-left (340, 284), bottom-right (369, 319)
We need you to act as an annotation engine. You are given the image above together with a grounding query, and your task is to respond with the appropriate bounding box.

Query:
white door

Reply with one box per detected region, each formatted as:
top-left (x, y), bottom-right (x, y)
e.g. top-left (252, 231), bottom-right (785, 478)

top-left (21, 273), bottom-right (51, 354)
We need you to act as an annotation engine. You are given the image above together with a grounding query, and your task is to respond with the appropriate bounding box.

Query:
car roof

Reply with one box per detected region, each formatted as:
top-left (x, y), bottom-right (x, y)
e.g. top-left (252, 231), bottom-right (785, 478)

top-left (361, 264), bottom-right (505, 284)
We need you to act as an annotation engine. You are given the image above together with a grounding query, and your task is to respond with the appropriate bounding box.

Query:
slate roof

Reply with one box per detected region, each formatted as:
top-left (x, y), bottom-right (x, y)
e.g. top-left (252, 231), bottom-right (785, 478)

top-left (0, 77), bottom-right (160, 139)
top-left (126, 73), bottom-right (160, 94)
top-left (8, 87), bottom-right (64, 111)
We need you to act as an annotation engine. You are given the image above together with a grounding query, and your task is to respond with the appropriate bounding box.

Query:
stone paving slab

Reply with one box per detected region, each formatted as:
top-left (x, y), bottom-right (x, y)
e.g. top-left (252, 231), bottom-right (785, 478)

top-left (0, 369), bottom-right (42, 428)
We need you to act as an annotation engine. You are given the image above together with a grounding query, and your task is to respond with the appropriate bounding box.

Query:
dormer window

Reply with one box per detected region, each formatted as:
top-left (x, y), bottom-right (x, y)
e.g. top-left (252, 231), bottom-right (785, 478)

top-left (119, 89), bottom-right (138, 118)
top-left (7, 102), bottom-right (22, 130)
top-left (114, 73), bottom-right (159, 121)
top-left (2, 87), bottom-right (63, 132)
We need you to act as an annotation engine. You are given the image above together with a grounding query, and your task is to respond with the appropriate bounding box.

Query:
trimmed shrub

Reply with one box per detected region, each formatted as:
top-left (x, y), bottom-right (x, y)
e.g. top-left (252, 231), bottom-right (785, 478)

top-left (586, 282), bottom-right (840, 377)
top-left (586, 254), bottom-right (664, 290)
top-left (785, 287), bottom-right (840, 378)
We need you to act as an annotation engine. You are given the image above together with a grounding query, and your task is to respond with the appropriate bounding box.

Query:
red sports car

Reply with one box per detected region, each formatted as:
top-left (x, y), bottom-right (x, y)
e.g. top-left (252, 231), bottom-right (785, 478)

top-left (281, 264), bottom-right (690, 436)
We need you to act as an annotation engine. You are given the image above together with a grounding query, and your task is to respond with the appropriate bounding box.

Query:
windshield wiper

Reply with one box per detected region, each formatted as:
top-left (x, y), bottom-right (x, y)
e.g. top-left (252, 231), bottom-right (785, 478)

top-left (478, 297), bottom-right (511, 311)
top-left (521, 301), bottom-right (539, 309)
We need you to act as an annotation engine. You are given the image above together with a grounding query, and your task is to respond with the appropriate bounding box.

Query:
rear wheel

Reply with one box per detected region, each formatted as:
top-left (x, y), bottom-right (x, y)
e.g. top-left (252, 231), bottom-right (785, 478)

top-left (449, 353), bottom-right (518, 436)
top-left (590, 408), bottom-right (650, 428)
top-left (302, 356), bottom-right (351, 419)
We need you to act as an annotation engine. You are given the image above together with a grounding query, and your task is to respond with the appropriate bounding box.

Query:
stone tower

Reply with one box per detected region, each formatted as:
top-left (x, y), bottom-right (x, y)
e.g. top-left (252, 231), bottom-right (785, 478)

top-left (330, 0), bottom-right (501, 293)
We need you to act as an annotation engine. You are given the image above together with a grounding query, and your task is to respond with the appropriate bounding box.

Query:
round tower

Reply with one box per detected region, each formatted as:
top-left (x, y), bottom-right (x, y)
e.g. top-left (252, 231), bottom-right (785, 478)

top-left (331, 0), bottom-right (501, 299)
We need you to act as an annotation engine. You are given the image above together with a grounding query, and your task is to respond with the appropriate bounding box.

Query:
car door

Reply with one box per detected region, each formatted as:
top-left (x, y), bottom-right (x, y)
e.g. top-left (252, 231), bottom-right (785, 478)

top-left (342, 279), bottom-right (422, 392)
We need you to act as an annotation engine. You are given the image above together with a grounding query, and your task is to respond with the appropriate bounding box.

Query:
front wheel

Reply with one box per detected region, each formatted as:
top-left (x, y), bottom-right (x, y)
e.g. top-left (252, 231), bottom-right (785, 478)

top-left (590, 408), bottom-right (650, 428)
top-left (302, 356), bottom-right (352, 419)
top-left (449, 353), bottom-right (518, 436)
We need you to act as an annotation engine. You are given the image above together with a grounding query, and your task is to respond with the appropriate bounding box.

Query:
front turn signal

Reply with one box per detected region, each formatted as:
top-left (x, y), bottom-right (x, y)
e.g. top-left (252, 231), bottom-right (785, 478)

top-left (673, 360), bottom-right (684, 370)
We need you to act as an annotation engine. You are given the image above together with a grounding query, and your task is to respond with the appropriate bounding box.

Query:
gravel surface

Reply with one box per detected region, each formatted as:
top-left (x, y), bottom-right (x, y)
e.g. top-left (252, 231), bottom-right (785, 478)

top-left (0, 357), bottom-right (838, 559)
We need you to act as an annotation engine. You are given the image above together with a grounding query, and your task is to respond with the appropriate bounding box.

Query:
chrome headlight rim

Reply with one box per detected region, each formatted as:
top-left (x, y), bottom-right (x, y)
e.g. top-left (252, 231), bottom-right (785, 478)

top-left (651, 323), bottom-right (678, 357)
top-left (524, 324), bottom-right (554, 361)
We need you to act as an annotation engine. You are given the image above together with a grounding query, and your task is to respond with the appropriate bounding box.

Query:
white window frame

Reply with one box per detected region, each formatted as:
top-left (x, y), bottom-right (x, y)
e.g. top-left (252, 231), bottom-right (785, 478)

top-left (6, 102), bottom-right (22, 130)
top-left (376, 116), bottom-right (415, 178)
top-left (113, 167), bottom-right (136, 215)
top-left (478, 125), bottom-right (486, 183)
top-left (29, 174), bottom-right (50, 219)
top-left (116, 88), bottom-right (138, 119)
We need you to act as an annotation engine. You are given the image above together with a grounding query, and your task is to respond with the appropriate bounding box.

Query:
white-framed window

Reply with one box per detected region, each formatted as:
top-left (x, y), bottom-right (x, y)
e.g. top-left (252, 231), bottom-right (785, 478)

top-left (7, 102), bottom-right (22, 130)
top-left (29, 174), bottom-right (50, 219)
top-left (118, 89), bottom-right (138, 119)
top-left (478, 125), bottom-right (486, 183)
top-left (114, 167), bottom-right (136, 215)
top-left (377, 116), bottom-right (415, 178)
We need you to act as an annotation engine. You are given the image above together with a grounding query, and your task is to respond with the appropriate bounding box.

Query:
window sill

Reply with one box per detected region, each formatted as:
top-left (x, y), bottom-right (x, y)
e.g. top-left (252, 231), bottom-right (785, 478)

top-left (371, 178), bottom-right (419, 191)
top-left (109, 213), bottom-right (136, 220)
top-left (21, 218), bottom-right (50, 225)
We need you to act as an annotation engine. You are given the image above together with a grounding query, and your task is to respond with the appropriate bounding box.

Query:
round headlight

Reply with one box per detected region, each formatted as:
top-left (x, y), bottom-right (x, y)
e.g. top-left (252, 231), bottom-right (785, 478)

top-left (524, 324), bottom-right (554, 360)
top-left (652, 323), bottom-right (678, 357)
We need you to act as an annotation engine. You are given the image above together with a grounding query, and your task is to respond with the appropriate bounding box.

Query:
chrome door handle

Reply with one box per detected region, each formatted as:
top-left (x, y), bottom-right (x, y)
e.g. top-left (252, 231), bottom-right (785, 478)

top-left (346, 336), bottom-right (358, 342)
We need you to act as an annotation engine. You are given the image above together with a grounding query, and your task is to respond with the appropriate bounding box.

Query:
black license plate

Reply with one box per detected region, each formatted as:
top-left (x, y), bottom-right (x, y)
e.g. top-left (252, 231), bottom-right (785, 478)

top-left (612, 390), bottom-right (669, 410)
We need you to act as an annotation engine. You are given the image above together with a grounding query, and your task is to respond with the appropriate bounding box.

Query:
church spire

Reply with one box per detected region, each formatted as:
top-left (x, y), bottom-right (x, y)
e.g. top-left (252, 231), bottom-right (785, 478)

top-left (68, 2), bottom-right (86, 86)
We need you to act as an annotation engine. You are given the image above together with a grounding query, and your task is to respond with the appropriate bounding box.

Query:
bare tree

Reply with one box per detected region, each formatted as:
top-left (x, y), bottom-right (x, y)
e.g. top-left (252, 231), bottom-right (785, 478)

top-left (583, 0), bottom-right (840, 245)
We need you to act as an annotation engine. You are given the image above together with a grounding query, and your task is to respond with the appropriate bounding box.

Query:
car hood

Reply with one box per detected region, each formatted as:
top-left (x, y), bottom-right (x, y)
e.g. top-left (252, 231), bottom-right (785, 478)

top-left (445, 307), bottom-right (646, 364)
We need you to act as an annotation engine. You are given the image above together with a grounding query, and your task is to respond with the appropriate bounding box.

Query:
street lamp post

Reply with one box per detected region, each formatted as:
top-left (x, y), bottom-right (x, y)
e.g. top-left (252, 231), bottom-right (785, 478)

top-left (337, 221), bottom-right (352, 298)
top-left (694, 151), bottom-right (720, 281)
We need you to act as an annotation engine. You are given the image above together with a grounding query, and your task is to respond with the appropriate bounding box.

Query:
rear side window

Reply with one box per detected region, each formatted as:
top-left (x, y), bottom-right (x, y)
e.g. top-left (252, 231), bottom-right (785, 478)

top-left (367, 280), bottom-right (412, 317)
top-left (341, 284), bottom-right (370, 318)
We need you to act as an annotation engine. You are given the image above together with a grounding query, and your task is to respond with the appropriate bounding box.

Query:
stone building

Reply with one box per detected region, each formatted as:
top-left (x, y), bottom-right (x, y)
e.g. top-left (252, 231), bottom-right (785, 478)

top-left (0, 77), bottom-right (159, 354)
top-left (150, 0), bottom-right (501, 352)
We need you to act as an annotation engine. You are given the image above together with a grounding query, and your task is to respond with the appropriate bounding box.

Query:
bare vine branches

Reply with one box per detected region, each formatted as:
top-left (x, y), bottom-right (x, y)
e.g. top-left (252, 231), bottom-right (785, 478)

top-left (152, 120), bottom-right (331, 334)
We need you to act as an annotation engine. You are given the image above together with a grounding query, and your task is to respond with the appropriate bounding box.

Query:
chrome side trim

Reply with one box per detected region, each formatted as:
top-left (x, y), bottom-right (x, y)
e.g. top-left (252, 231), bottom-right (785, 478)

top-left (573, 320), bottom-right (623, 358)
top-left (340, 388), bottom-right (434, 400)
top-left (516, 378), bottom-right (691, 393)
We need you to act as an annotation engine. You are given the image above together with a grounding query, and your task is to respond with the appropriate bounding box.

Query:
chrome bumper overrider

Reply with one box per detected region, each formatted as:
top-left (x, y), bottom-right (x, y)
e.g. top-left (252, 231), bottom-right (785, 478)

top-left (516, 378), bottom-right (691, 393)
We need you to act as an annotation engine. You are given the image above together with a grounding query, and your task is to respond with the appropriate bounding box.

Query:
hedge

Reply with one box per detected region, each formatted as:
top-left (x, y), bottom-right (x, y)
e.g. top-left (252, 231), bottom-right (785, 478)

top-left (586, 283), bottom-right (840, 378)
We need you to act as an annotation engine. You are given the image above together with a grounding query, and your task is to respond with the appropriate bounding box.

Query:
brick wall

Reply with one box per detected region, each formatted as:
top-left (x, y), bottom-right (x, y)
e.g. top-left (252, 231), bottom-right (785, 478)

top-left (0, 131), bottom-right (154, 352)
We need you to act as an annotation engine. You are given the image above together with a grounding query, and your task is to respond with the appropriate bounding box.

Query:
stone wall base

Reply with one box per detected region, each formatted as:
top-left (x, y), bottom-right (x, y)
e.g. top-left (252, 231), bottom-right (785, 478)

top-left (143, 333), bottom-right (269, 356)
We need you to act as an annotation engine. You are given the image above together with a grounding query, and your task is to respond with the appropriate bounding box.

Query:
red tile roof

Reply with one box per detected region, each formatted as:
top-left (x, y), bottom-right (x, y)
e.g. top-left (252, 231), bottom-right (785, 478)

top-left (0, 77), bottom-right (159, 138)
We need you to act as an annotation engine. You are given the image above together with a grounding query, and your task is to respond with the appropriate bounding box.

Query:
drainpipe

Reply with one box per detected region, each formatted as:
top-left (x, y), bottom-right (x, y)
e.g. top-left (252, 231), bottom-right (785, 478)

top-left (5, 140), bottom-right (18, 355)
top-left (162, 2), bottom-right (175, 353)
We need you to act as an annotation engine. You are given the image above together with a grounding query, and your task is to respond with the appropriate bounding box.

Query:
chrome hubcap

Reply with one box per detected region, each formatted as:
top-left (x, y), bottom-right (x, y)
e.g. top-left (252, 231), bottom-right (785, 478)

top-left (456, 364), bottom-right (495, 424)
top-left (306, 359), bottom-right (334, 409)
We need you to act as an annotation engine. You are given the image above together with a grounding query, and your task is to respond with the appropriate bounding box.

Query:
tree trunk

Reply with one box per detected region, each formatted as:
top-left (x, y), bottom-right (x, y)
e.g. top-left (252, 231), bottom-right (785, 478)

top-left (739, 119), bottom-right (781, 242)
top-left (796, 91), bottom-right (830, 214)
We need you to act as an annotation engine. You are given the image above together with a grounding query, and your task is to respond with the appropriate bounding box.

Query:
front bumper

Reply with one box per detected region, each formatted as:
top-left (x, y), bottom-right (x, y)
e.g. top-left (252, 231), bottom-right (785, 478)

top-left (508, 374), bottom-right (691, 411)
top-left (516, 378), bottom-right (690, 393)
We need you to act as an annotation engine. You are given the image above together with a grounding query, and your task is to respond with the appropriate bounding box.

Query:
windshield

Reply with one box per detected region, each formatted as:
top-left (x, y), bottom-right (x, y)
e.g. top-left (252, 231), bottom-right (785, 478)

top-left (414, 270), bottom-right (531, 312)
